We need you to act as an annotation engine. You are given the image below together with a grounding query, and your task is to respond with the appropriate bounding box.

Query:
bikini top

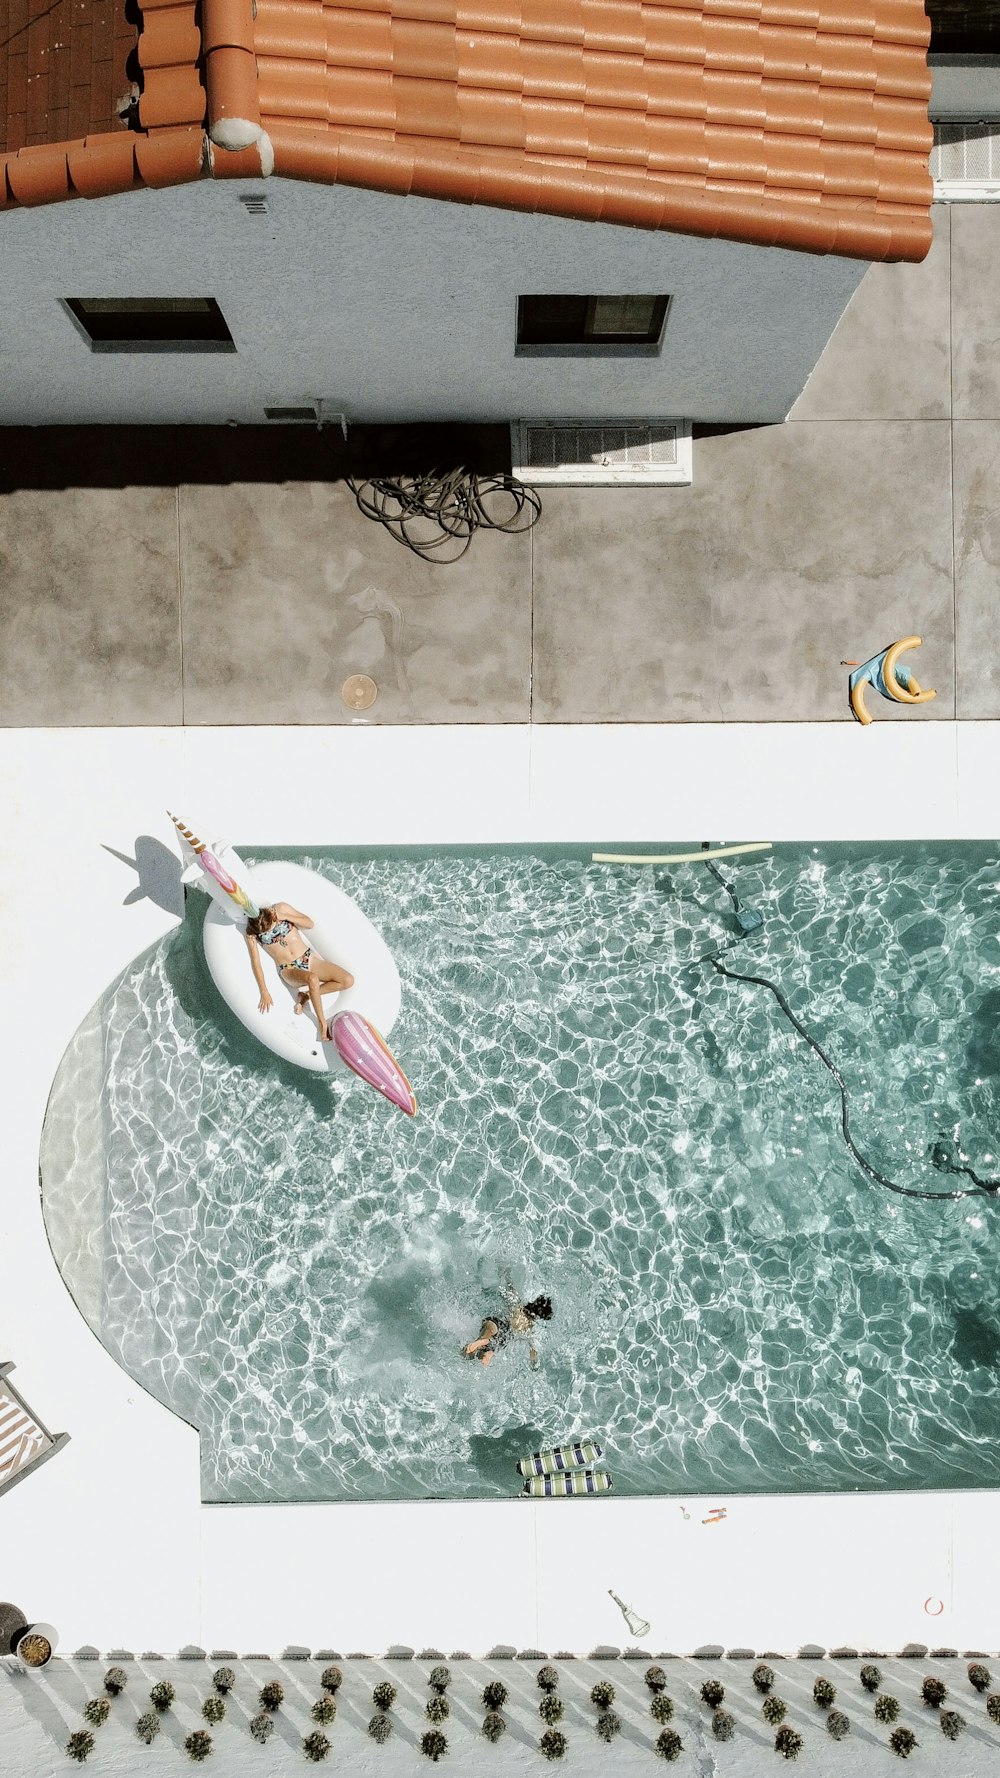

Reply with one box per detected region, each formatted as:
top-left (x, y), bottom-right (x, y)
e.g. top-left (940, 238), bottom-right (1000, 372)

top-left (257, 919), bottom-right (293, 947)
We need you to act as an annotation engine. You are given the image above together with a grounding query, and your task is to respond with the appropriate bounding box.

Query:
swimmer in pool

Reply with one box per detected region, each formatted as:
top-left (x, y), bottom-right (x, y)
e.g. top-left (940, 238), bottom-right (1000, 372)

top-left (244, 902), bottom-right (354, 1037)
top-left (464, 1291), bottom-right (553, 1369)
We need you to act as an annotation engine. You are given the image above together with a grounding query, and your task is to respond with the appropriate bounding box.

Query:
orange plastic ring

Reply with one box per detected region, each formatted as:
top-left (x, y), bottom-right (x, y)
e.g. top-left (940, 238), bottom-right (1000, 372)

top-left (923, 1597), bottom-right (944, 1617)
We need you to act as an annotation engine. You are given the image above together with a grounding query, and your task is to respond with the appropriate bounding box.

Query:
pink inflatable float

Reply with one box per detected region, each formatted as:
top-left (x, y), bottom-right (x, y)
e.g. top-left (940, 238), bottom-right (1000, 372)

top-left (329, 1011), bottom-right (418, 1117)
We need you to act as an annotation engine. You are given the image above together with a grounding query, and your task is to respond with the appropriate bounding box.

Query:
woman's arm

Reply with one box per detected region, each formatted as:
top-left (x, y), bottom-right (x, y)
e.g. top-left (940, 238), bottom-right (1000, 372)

top-left (277, 901), bottom-right (314, 931)
top-left (244, 934), bottom-right (272, 1013)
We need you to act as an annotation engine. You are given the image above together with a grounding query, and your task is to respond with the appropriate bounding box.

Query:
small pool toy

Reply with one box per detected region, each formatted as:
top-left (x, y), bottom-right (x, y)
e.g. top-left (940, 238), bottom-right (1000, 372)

top-left (329, 1010), bottom-right (417, 1116)
top-left (609, 1590), bottom-right (651, 1637)
top-left (593, 841), bottom-right (772, 865)
top-left (169, 815), bottom-right (412, 1096)
top-left (516, 1440), bottom-right (604, 1477)
top-left (845, 636), bottom-right (936, 726)
top-left (523, 1469), bottom-right (612, 1497)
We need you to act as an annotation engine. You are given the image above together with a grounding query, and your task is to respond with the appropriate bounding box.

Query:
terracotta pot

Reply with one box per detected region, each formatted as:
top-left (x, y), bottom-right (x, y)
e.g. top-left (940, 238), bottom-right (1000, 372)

top-left (15, 1623), bottom-right (58, 1670)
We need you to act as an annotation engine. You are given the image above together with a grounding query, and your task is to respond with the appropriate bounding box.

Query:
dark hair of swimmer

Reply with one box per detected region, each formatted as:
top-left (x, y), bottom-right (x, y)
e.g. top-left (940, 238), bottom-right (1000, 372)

top-left (245, 906), bottom-right (276, 940)
top-left (523, 1295), bottom-right (553, 1322)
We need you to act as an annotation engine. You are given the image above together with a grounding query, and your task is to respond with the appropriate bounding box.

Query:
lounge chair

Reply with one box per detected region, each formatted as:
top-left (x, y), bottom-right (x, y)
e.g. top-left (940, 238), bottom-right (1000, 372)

top-left (0, 1364), bottom-right (70, 1499)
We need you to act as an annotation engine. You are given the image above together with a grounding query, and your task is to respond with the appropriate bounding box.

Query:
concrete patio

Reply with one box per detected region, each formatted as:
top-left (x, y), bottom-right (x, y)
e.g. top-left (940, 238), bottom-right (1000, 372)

top-left (1, 203), bottom-right (998, 730)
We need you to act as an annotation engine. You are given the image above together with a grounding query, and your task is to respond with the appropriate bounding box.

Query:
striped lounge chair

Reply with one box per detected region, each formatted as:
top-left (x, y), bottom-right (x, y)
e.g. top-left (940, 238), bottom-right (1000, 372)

top-left (0, 1364), bottom-right (70, 1499)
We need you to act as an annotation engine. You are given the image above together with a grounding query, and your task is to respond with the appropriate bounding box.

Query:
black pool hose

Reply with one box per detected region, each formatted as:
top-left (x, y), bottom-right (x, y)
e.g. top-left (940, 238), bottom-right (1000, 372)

top-left (698, 870), bottom-right (1000, 1204)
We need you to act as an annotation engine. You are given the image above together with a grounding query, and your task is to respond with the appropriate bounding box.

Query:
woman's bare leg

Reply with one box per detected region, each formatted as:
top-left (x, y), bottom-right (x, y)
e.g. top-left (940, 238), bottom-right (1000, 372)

top-left (284, 957), bottom-right (355, 1035)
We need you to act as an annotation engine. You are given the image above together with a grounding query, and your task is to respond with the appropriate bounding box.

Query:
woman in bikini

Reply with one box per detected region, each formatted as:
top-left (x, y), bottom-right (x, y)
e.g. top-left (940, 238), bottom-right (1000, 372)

top-left (244, 903), bottom-right (354, 1040)
top-left (464, 1292), bottom-right (553, 1370)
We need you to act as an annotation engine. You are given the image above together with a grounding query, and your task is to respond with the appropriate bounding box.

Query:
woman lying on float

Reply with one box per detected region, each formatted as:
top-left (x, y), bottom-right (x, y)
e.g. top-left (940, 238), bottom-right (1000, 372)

top-left (245, 901), bottom-right (353, 1039)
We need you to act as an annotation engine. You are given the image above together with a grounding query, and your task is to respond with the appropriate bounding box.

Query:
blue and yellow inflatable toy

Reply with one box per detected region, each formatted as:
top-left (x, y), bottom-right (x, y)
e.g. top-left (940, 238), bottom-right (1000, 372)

top-left (847, 635), bottom-right (936, 726)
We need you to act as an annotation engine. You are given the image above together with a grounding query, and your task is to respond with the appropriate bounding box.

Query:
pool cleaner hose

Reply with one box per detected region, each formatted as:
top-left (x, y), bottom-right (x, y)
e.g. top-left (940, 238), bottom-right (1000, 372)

top-left (701, 875), bottom-right (1000, 1204)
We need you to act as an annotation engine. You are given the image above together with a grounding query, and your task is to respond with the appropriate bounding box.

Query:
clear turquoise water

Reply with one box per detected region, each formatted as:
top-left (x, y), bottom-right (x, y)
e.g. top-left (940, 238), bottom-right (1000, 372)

top-left (41, 843), bottom-right (1000, 1503)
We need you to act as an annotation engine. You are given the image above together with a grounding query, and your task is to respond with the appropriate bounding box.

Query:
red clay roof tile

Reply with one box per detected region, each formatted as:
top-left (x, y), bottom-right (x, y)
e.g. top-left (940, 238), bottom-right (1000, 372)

top-left (0, 0), bottom-right (932, 260)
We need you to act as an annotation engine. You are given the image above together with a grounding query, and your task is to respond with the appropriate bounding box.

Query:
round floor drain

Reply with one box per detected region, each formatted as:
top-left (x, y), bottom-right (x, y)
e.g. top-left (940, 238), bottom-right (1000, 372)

top-left (341, 673), bottom-right (378, 711)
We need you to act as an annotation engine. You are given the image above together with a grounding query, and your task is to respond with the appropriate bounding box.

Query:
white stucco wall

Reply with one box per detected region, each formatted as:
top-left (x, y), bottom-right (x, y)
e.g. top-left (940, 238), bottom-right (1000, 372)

top-left (0, 176), bottom-right (866, 426)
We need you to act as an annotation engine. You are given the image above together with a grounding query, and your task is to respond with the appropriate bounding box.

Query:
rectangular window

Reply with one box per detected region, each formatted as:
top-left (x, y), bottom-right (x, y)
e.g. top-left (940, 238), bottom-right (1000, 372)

top-left (516, 294), bottom-right (670, 353)
top-left (63, 297), bottom-right (236, 353)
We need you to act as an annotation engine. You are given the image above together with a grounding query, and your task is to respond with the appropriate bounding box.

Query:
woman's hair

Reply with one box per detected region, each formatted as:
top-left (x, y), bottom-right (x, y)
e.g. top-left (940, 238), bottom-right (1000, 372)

top-left (245, 906), bottom-right (276, 940)
top-left (523, 1295), bottom-right (553, 1323)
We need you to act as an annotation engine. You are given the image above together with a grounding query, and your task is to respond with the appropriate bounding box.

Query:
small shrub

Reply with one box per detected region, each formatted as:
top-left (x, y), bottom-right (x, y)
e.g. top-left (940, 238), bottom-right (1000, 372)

top-left (66, 1731), bottom-right (95, 1764)
top-left (874, 1694), bottom-right (900, 1725)
top-left (753, 1664), bottom-right (776, 1693)
top-left (482, 1711), bottom-right (506, 1742)
top-left (537, 1665), bottom-right (559, 1693)
top-left (312, 1696), bottom-right (337, 1724)
top-left (968, 1663), bottom-right (991, 1693)
top-left (645, 1664), bottom-right (668, 1693)
top-left (184, 1730), bottom-right (213, 1762)
top-left (368, 1714), bottom-right (392, 1743)
top-left (483, 1680), bottom-right (508, 1711)
top-left (372, 1681), bottom-right (396, 1712)
top-left (83, 1699), bottom-right (110, 1728)
top-left (320, 1665), bottom-right (343, 1695)
top-left (826, 1710), bottom-right (850, 1741)
top-left (701, 1678), bottom-right (725, 1709)
top-left (250, 1713), bottom-right (274, 1745)
top-left (888, 1726), bottom-right (918, 1758)
top-left (940, 1710), bottom-right (966, 1740)
top-left (813, 1677), bottom-right (836, 1709)
top-left (259, 1681), bottom-right (284, 1712)
top-left (655, 1728), bottom-right (683, 1761)
top-left (712, 1710), bottom-right (735, 1742)
top-left (987, 1693), bottom-right (1000, 1725)
top-left (774, 1725), bottom-right (803, 1760)
top-left (213, 1667), bottom-right (236, 1694)
top-left (921, 1676), bottom-right (947, 1709)
top-left (136, 1713), bottom-right (160, 1745)
top-left (539, 1694), bottom-right (564, 1725)
top-left (427, 1696), bottom-right (450, 1723)
top-left (303, 1731), bottom-right (331, 1762)
top-left (596, 1710), bottom-right (621, 1742)
top-left (591, 1680), bottom-right (615, 1709)
top-left (860, 1664), bottom-right (882, 1693)
top-left (421, 1728), bottom-right (449, 1761)
top-left (762, 1696), bottom-right (787, 1725)
top-left (150, 1680), bottom-right (175, 1712)
top-left (540, 1728), bottom-right (567, 1760)
top-left (202, 1696), bottom-right (225, 1724)
top-left (103, 1667), bottom-right (128, 1697)
top-left (429, 1665), bottom-right (451, 1694)
top-left (651, 1692), bottom-right (675, 1724)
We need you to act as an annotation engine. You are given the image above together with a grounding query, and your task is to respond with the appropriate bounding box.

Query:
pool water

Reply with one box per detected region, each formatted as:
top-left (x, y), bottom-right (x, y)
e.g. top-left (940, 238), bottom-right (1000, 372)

top-left (41, 843), bottom-right (1000, 1503)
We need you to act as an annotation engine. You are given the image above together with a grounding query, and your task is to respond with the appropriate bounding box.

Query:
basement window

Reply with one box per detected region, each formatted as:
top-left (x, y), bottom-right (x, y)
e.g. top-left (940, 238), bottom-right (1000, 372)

top-left (516, 294), bottom-right (670, 356)
top-left (62, 297), bottom-right (236, 353)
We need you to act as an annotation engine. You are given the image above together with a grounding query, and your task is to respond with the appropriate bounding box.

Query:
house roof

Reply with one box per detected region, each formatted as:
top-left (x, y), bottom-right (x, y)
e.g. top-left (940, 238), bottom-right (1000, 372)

top-left (0, 0), bottom-right (934, 261)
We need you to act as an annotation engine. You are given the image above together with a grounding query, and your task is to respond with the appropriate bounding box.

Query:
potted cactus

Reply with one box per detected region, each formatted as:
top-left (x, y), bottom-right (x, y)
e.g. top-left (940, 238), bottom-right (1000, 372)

top-left (427, 1696), bottom-right (450, 1723)
top-left (421, 1728), bottom-right (449, 1761)
top-left (591, 1680), bottom-right (615, 1709)
top-left (82, 1699), bottom-right (110, 1728)
top-left (874, 1695), bottom-right (900, 1724)
top-left (774, 1725), bottom-right (803, 1760)
top-left (813, 1678), bottom-right (836, 1709)
top-left (537, 1665), bottom-right (559, 1693)
top-left (259, 1680), bottom-right (284, 1712)
top-left (859, 1664), bottom-right (882, 1693)
top-left (136, 1712), bottom-right (160, 1744)
top-left (483, 1680), bottom-right (508, 1711)
top-left (16, 1625), bottom-right (57, 1673)
top-left (66, 1731), bottom-right (95, 1763)
top-left (968, 1663), bottom-right (991, 1693)
top-left (150, 1680), bottom-right (175, 1713)
top-left (762, 1696), bottom-right (787, 1725)
top-left (213, 1666), bottom-right (236, 1694)
top-left (826, 1710), bottom-right (850, 1740)
top-left (320, 1665), bottom-right (343, 1695)
top-left (753, 1664), bottom-right (776, 1693)
top-left (249, 1713), bottom-right (274, 1744)
top-left (939, 1710), bottom-right (965, 1739)
top-left (539, 1694), bottom-right (564, 1726)
top-left (368, 1714), bottom-right (392, 1743)
top-left (312, 1696), bottom-right (337, 1724)
top-left (921, 1676), bottom-right (946, 1709)
top-left (645, 1665), bottom-right (668, 1692)
top-left (202, 1696), bottom-right (225, 1724)
top-left (303, 1731), bottom-right (331, 1761)
top-left (540, 1728), bottom-right (567, 1760)
top-left (596, 1710), bottom-right (621, 1741)
top-left (103, 1667), bottom-right (128, 1697)
top-left (482, 1712), bottom-right (506, 1742)
top-left (373, 1681), bottom-right (397, 1712)
top-left (701, 1679), bottom-right (725, 1709)
top-left (655, 1728), bottom-right (683, 1761)
top-left (429, 1665), bottom-right (451, 1694)
top-left (712, 1710), bottom-right (735, 1741)
top-left (888, 1727), bottom-right (918, 1758)
top-left (987, 1694), bottom-right (1000, 1725)
top-left (651, 1693), bottom-right (675, 1724)
top-left (184, 1729), bottom-right (213, 1761)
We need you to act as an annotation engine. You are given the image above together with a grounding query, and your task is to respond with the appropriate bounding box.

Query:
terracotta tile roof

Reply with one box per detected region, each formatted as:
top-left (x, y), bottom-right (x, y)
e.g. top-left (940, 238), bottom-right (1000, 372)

top-left (1, 0), bottom-right (933, 261)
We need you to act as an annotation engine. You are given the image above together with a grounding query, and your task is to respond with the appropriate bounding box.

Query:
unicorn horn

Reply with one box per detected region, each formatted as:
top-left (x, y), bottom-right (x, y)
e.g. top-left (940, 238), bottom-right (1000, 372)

top-left (168, 812), bottom-right (206, 855)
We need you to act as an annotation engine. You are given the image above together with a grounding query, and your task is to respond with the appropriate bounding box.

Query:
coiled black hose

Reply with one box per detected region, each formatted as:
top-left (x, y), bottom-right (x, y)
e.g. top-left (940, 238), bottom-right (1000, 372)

top-left (347, 464), bottom-right (541, 563)
top-left (700, 871), bottom-right (1000, 1203)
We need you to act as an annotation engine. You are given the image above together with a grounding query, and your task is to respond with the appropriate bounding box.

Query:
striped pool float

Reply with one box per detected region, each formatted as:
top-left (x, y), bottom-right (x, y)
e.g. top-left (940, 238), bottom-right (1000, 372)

top-left (516, 1440), bottom-right (604, 1477)
top-left (523, 1469), bottom-right (613, 1497)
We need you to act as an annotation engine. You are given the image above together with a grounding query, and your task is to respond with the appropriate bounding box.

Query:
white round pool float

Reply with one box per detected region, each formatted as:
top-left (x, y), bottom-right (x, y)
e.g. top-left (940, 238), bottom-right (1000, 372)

top-left (169, 816), bottom-right (415, 1109)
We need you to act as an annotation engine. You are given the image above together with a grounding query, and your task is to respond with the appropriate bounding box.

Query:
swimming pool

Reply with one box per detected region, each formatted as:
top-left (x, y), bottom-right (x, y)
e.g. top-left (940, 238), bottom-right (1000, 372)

top-left (41, 842), bottom-right (1000, 1504)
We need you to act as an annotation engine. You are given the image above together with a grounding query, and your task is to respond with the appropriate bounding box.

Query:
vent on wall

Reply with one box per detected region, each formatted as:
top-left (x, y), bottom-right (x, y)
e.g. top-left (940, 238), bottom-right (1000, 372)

top-left (264, 407), bottom-right (316, 421)
top-left (931, 122), bottom-right (1000, 197)
top-left (239, 194), bottom-right (269, 214)
top-left (511, 419), bottom-right (692, 486)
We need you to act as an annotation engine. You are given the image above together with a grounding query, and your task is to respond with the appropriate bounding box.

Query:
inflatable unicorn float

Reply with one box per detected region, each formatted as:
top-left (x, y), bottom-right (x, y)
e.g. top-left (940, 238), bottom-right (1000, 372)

top-left (169, 814), bottom-right (416, 1114)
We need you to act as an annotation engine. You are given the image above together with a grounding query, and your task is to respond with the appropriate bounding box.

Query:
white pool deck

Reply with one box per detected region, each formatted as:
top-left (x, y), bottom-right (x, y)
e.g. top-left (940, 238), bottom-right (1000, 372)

top-left (3, 721), bottom-right (1000, 1660)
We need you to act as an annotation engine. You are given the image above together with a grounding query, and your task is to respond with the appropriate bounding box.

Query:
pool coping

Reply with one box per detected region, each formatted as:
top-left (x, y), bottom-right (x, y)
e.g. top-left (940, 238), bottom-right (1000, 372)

top-left (3, 721), bottom-right (1000, 1656)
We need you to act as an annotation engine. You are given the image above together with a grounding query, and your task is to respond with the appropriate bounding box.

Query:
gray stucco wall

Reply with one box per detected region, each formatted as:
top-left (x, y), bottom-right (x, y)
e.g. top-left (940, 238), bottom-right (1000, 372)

top-left (0, 175), bottom-right (866, 426)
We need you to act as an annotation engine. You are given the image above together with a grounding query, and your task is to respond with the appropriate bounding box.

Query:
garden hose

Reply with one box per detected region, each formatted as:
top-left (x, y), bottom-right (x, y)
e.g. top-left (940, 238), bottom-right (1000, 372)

top-left (346, 463), bottom-right (541, 563)
top-left (699, 873), bottom-right (1000, 1204)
